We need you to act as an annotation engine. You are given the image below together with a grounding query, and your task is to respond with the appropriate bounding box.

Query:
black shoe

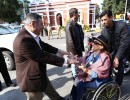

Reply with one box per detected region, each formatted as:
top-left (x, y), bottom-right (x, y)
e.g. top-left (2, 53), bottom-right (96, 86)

top-left (67, 64), bottom-right (71, 68)
top-left (6, 83), bottom-right (16, 87)
top-left (0, 86), bottom-right (2, 91)
top-left (58, 97), bottom-right (67, 100)
top-left (0, 81), bottom-right (2, 91)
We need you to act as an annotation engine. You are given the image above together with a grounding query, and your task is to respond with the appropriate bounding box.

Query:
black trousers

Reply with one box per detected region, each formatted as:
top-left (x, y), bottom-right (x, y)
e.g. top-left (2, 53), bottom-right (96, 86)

top-left (0, 49), bottom-right (12, 86)
top-left (111, 51), bottom-right (125, 86)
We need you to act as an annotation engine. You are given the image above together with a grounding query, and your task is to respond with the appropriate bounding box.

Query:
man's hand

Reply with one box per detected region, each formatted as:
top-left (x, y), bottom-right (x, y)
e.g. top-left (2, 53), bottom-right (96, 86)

top-left (67, 58), bottom-right (79, 64)
top-left (58, 49), bottom-right (70, 57)
top-left (68, 54), bottom-right (78, 59)
top-left (113, 57), bottom-right (119, 68)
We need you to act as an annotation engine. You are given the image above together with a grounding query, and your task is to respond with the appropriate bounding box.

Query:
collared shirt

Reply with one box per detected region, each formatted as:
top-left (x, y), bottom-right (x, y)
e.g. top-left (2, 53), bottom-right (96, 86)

top-left (25, 27), bottom-right (41, 49)
top-left (86, 52), bottom-right (99, 79)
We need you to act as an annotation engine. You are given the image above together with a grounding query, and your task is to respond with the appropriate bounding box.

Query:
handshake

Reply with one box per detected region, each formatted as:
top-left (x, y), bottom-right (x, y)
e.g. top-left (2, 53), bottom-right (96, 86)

top-left (67, 55), bottom-right (79, 64)
top-left (67, 54), bottom-right (79, 65)
top-left (57, 49), bottom-right (80, 65)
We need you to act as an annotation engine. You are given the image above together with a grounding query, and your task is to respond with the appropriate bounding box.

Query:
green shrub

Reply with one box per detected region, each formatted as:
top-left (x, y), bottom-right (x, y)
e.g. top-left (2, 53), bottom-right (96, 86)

top-left (83, 25), bottom-right (90, 30)
top-left (61, 26), bottom-right (66, 30)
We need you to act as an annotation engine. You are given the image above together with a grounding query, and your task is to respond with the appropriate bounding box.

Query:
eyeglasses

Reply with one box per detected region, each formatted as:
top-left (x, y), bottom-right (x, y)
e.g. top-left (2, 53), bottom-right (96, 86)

top-left (93, 41), bottom-right (102, 45)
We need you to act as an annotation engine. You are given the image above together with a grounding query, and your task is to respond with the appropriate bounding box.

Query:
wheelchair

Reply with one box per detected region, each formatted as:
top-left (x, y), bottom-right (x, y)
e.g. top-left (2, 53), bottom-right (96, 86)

top-left (80, 71), bottom-right (121, 100)
top-left (70, 49), bottom-right (121, 100)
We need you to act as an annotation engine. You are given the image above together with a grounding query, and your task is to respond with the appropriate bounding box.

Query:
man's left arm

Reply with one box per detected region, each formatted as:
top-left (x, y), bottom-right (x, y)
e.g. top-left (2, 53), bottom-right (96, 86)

top-left (40, 40), bottom-right (58, 54)
top-left (116, 24), bottom-right (130, 60)
top-left (40, 40), bottom-right (70, 56)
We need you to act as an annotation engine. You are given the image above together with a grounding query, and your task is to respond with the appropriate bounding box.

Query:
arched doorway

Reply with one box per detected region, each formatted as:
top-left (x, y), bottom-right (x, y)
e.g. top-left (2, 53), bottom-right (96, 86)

top-left (56, 13), bottom-right (62, 26)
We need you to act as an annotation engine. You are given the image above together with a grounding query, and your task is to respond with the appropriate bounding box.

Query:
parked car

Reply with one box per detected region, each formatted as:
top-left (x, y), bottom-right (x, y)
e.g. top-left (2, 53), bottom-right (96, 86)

top-left (9, 25), bottom-right (22, 32)
top-left (0, 24), bottom-right (22, 32)
top-left (0, 25), bottom-right (18, 70)
top-left (114, 19), bottom-right (130, 26)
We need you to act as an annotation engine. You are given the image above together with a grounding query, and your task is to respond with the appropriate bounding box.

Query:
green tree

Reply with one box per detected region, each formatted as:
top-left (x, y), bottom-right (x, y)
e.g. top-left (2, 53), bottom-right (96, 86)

top-left (102, 0), bottom-right (113, 11)
top-left (116, 1), bottom-right (125, 14)
top-left (95, 5), bottom-right (100, 19)
top-left (18, 0), bottom-right (30, 20)
top-left (102, 0), bottom-right (130, 16)
top-left (0, 0), bottom-right (21, 23)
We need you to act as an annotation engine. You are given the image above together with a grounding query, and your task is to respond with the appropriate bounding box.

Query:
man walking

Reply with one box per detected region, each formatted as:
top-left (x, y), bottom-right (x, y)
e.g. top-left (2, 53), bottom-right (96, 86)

top-left (100, 10), bottom-right (130, 86)
top-left (13, 13), bottom-right (78, 100)
top-left (0, 49), bottom-right (16, 91)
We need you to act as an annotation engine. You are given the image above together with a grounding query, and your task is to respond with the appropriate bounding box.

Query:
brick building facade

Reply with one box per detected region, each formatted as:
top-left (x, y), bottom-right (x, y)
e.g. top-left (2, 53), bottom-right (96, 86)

top-left (29, 0), bottom-right (97, 29)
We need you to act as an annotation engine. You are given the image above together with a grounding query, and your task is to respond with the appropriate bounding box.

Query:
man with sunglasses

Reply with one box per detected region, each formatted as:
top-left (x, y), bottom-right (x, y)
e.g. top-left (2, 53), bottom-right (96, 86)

top-left (100, 10), bottom-right (130, 86)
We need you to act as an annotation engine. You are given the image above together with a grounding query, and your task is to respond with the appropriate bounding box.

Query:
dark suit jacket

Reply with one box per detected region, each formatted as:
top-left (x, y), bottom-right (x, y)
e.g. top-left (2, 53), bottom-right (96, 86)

top-left (101, 21), bottom-right (130, 60)
top-left (65, 19), bottom-right (84, 57)
top-left (13, 28), bottom-right (64, 92)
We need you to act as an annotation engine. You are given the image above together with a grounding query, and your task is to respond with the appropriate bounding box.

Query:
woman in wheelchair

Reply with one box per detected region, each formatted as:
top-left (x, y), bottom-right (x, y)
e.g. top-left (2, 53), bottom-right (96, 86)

top-left (70, 35), bottom-right (111, 100)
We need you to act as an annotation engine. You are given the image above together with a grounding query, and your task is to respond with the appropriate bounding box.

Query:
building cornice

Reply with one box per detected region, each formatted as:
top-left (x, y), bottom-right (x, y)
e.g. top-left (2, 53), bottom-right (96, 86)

top-left (29, 0), bottom-right (91, 8)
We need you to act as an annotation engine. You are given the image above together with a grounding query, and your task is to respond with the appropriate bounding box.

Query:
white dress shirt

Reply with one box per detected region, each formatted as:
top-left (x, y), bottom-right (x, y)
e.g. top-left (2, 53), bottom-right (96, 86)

top-left (25, 27), bottom-right (41, 49)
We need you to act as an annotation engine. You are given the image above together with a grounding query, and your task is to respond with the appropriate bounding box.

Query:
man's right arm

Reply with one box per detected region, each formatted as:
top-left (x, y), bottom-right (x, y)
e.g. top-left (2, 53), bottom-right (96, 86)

top-left (20, 37), bottom-right (65, 67)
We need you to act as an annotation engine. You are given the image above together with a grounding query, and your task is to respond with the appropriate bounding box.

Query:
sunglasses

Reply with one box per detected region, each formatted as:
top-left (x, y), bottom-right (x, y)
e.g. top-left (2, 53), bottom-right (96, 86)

top-left (92, 41), bottom-right (102, 45)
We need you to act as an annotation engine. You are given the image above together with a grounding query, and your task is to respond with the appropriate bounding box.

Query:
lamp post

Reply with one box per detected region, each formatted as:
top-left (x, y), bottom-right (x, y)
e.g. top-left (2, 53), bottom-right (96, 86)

top-left (23, 1), bottom-right (26, 18)
top-left (124, 0), bottom-right (128, 20)
top-left (21, 0), bottom-right (26, 18)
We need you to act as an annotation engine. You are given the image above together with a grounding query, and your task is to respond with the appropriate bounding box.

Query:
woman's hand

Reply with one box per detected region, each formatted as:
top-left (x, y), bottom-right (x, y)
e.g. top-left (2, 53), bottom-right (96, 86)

top-left (78, 65), bottom-right (86, 72)
top-left (78, 65), bottom-right (91, 75)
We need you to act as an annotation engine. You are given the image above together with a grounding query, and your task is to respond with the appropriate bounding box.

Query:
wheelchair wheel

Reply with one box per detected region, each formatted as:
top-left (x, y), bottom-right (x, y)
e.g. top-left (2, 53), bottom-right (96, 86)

top-left (92, 81), bottom-right (121, 100)
top-left (81, 88), bottom-right (96, 100)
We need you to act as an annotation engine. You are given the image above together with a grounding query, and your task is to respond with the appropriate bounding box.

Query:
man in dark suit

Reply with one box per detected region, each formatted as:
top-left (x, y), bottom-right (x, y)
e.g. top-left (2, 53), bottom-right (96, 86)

top-left (65, 8), bottom-right (84, 78)
top-left (100, 10), bottom-right (130, 86)
top-left (13, 13), bottom-right (78, 100)
top-left (0, 49), bottom-right (16, 91)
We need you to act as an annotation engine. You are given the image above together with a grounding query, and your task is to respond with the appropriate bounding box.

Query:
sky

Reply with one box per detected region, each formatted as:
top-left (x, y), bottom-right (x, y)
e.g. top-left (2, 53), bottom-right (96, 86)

top-left (28, 0), bottom-right (45, 2)
top-left (28, 0), bottom-right (103, 4)
top-left (28, 0), bottom-right (103, 9)
top-left (91, 0), bottom-right (103, 8)
top-left (28, 0), bottom-right (33, 2)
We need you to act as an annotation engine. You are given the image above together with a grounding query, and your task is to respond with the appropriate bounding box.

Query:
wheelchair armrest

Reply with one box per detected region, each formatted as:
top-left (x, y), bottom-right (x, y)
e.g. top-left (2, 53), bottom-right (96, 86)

top-left (84, 87), bottom-right (97, 93)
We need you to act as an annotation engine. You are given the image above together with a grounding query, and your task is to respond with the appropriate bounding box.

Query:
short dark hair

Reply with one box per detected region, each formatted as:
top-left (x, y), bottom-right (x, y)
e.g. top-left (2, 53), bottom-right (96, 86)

top-left (69, 8), bottom-right (78, 18)
top-left (100, 10), bottom-right (113, 18)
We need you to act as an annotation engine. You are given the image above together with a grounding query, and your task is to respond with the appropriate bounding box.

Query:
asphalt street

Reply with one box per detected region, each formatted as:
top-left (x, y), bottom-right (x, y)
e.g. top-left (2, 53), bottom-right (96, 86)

top-left (0, 31), bottom-right (130, 100)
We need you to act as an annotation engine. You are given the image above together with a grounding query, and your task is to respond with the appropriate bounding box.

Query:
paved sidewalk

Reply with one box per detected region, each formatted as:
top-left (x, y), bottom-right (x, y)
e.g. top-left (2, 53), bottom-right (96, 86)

top-left (0, 63), bottom-right (73, 100)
